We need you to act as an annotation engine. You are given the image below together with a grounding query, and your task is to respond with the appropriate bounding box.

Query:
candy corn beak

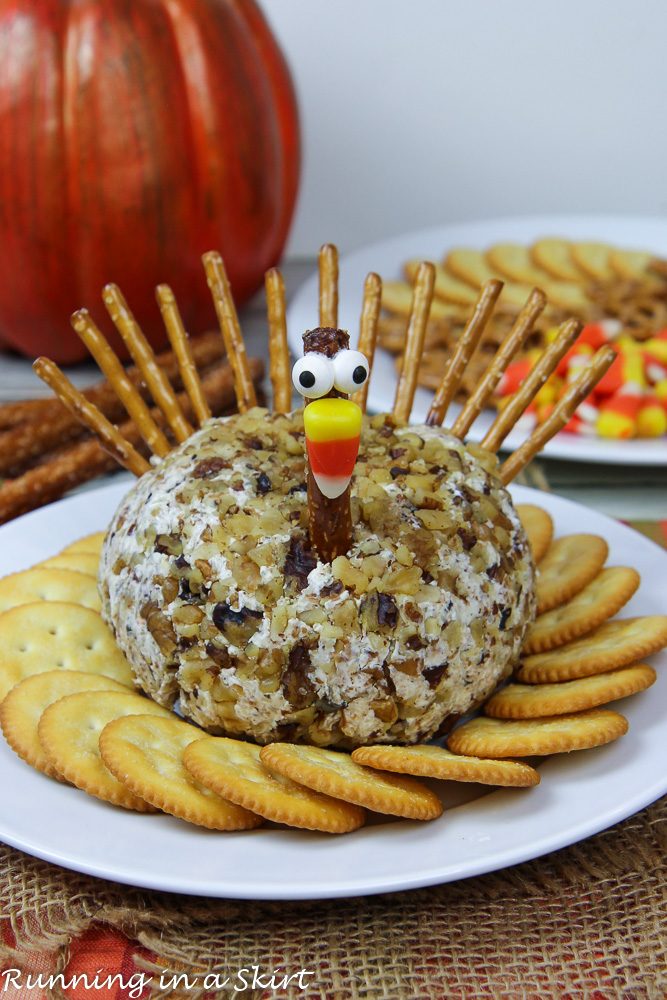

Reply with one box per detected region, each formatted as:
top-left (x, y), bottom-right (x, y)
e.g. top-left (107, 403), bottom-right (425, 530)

top-left (303, 397), bottom-right (362, 499)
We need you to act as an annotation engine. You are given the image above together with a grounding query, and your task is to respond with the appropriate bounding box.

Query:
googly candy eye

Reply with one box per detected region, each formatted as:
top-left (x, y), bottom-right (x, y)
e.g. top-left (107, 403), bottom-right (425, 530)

top-left (332, 350), bottom-right (370, 393)
top-left (292, 354), bottom-right (335, 399)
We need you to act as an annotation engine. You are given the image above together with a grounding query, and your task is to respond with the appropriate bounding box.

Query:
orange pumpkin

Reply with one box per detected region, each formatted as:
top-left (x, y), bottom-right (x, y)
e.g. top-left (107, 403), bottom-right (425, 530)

top-left (0, 0), bottom-right (300, 362)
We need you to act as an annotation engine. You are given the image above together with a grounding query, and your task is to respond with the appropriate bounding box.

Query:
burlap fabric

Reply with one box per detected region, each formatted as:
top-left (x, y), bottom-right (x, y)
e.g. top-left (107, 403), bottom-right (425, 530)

top-left (1, 793), bottom-right (666, 1000)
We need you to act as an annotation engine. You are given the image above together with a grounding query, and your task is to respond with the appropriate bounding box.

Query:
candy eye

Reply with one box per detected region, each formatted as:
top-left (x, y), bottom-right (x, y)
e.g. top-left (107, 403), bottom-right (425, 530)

top-left (292, 354), bottom-right (335, 399)
top-left (332, 350), bottom-right (370, 393)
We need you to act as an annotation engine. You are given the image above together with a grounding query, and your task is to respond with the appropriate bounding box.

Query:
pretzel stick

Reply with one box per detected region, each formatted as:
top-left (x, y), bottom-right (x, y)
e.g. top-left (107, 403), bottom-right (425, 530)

top-left (393, 262), bottom-right (435, 422)
top-left (481, 318), bottom-right (583, 453)
top-left (265, 267), bottom-right (292, 413)
top-left (499, 346), bottom-right (617, 484)
top-left (2, 359), bottom-right (264, 524)
top-left (102, 283), bottom-right (194, 443)
top-left (32, 358), bottom-right (150, 476)
top-left (425, 279), bottom-right (503, 427)
top-left (351, 272), bottom-right (382, 413)
top-left (319, 243), bottom-right (339, 328)
top-left (451, 288), bottom-right (547, 439)
top-left (202, 252), bottom-right (257, 413)
top-left (71, 308), bottom-right (171, 457)
top-left (156, 284), bottom-right (211, 426)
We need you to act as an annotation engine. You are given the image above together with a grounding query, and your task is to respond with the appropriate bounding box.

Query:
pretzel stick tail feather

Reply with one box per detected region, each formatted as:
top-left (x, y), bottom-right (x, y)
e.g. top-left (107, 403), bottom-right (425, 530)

top-left (202, 252), bottom-right (257, 414)
top-left (32, 358), bottom-right (151, 477)
top-left (156, 284), bottom-right (212, 426)
top-left (351, 272), bottom-right (382, 413)
top-left (71, 308), bottom-right (171, 458)
top-left (103, 284), bottom-right (194, 443)
top-left (481, 317), bottom-right (583, 453)
top-left (393, 262), bottom-right (435, 422)
top-left (499, 346), bottom-right (617, 483)
top-left (451, 287), bottom-right (547, 440)
top-left (426, 278), bottom-right (504, 427)
top-left (8, 360), bottom-right (263, 525)
top-left (265, 268), bottom-right (292, 414)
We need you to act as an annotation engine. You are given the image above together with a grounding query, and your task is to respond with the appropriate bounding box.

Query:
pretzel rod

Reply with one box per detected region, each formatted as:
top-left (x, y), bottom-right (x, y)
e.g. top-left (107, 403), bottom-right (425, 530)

top-left (2, 359), bottom-right (264, 525)
top-left (71, 308), bottom-right (172, 457)
top-left (0, 332), bottom-right (224, 479)
top-left (265, 267), bottom-right (292, 414)
top-left (0, 398), bottom-right (54, 430)
top-left (319, 243), bottom-right (339, 328)
top-left (102, 283), bottom-right (194, 443)
top-left (451, 287), bottom-right (547, 439)
top-left (392, 262), bottom-right (435, 422)
top-left (156, 284), bottom-right (211, 426)
top-left (202, 252), bottom-right (257, 413)
top-left (499, 346), bottom-right (617, 484)
top-left (351, 272), bottom-right (382, 413)
top-left (425, 279), bottom-right (504, 427)
top-left (32, 358), bottom-right (150, 476)
top-left (481, 317), bottom-right (583, 453)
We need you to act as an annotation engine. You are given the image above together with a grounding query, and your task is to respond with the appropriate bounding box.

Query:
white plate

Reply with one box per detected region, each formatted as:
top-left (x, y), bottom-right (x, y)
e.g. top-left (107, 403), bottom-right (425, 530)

top-left (1, 481), bottom-right (666, 899)
top-left (287, 214), bottom-right (667, 466)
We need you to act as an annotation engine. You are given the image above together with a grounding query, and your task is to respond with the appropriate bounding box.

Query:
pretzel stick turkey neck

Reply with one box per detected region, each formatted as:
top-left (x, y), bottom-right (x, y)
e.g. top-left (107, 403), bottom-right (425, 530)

top-left (303, 327), bottom-right (354, 563)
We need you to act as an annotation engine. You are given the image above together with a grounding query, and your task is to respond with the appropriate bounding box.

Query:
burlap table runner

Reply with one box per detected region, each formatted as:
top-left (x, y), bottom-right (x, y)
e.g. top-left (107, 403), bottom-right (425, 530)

top-left (2, 792), bottom-right (665, 999)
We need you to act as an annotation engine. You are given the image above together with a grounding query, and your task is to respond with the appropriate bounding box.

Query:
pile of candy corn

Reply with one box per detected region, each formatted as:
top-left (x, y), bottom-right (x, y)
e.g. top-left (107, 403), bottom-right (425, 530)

top-left (496, 324), bottom-right (667, 439)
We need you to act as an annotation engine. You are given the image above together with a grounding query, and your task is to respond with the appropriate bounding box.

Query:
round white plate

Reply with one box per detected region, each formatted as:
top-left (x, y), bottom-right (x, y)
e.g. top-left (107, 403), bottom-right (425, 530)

top-left (287, 214), bottom-right (667, 466)
top-left (1, 481), bottom-right (666, 899)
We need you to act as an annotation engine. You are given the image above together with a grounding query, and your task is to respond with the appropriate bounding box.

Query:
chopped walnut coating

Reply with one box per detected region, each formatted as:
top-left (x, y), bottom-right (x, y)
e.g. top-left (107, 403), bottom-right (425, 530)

top-left (99, 407), bottom-right (535, 748)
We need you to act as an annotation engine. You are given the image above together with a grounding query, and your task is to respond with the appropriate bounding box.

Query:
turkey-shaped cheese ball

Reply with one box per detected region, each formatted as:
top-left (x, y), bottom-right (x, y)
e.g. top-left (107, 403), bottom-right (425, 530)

top-left (99, 406), bottom-right (535, 748)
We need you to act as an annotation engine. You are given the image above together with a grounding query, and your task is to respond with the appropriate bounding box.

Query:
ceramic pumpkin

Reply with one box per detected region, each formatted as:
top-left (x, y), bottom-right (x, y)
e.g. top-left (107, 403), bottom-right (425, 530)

top-left (0, 0), bottom-right (300, 362)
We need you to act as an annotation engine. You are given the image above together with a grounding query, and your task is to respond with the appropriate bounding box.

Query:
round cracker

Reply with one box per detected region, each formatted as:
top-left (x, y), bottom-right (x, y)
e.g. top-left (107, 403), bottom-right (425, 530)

top-left (59, 532), bottom-right (107, 557)
top-left (38, 690), bottom-right (173, 810)
top-left (183, 737), bottom-right (365, 834)
top-left (0, 601), bottom-right (134, 700)
top-left (536, 535), bottom-right (609, 614)
top-left (33, 552), bottom-right (100, 579)
top-left (0, 670), bottom-right (132, 779)
top-left (516, 504), bottom-right (553, 564)
top-left (447, 708), bottom-right (628, 758)
top-left (523, 566), bottom-right (640, 655)
top-left (260, 743), bottom-right (443, 819)
top-left (38, 552), bottom-right (100, 577)
top-left (99, 715), bottom-right (262, 830)
top-left (0, 568), bottom-right (101, 615)
top-left (485, 665), bottom-right (657, 719)
top-left (351, 745), bottom-right (539, 787)
top-left (517, 616), bottom-right (667, 683)
top-left (531, 238), bottom-right (584, 282)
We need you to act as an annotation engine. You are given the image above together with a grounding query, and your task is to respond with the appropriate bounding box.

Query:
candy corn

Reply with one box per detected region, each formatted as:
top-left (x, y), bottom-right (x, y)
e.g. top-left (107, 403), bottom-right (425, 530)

top-left (596, 386), bottom-right (643, 439)
top-left (636, 396), bottom-right (667, 437)
top-left (303, 398), bottom-right (362, 499)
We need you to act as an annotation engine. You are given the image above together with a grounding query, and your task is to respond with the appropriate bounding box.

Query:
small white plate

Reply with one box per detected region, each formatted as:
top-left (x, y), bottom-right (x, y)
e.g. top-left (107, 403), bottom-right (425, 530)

top-left (286, 214), bottom-right (667, 466)
top-left (0, 481), bottom-right (666, 898)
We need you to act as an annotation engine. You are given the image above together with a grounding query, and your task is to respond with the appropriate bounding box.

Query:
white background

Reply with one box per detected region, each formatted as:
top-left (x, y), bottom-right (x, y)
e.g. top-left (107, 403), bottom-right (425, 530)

top-left (264, 0), bottom-right (667, 256)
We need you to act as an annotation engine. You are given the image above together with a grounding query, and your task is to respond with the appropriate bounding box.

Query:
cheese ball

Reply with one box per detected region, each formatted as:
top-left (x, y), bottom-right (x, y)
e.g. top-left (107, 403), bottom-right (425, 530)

top-left (99, 407), bottom-right (535, 748)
